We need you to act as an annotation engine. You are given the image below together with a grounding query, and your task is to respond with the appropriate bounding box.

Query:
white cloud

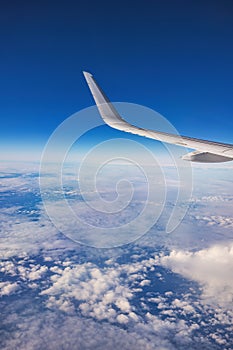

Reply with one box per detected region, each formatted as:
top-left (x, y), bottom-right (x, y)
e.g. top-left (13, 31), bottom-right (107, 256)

top-left (1, 248), bottom-right (232, 348)
top-left (139, 279), bottom-right (150, 287)
top-left (195, 215), bottom-right (233, 228)
top-left (27, 265), bottom-right (48, 281)
top-left (171, 299), bottom-right (195, 314)
top-left (192, 195), bottom-right (226, 203)
top-left (0, 208), bottom-right (74, 259)
top-left (159, 243), bottom-right (233, 307)
top-left (116, 299), bottom-right (131, 313)
top-left (0, 281), bottom-right (19, 296)
top-left (40, 262), bottom-right (135, 322)
top-left (117, 314), bottom-right (129, 324)
top-left (0, 307), bottom-right (180, 350)
top-left (38, 252), bottom-right (163, 324)
top-left (0, 260), bottom-right (16, 275)
top-left (1, 163), bottom-right (233, 349)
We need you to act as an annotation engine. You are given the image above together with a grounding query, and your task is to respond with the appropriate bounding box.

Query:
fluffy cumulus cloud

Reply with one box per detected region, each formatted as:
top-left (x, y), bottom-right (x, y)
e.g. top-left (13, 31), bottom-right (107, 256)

top-left (41, 260), bottom-right (144, 322)
top-left (159, 243), bottom-right (233, 306)
top-left (35, 253), bottom-right (231, 348)
top-left (0, 281), bottom-right (19, 296)
top-left (195, 215), bottom-right (233, 228)
top-left (18, 264), bottom-right (48, 281)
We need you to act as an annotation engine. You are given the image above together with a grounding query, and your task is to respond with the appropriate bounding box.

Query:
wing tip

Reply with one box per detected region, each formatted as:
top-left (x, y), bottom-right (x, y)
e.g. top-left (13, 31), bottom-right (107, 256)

top-left (83, 71), bottom-right (93, 78)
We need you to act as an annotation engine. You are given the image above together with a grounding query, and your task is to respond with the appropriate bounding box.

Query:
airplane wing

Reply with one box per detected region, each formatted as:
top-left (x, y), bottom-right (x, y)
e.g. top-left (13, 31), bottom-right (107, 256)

top-left (83, 71), bottom-right (233, 163)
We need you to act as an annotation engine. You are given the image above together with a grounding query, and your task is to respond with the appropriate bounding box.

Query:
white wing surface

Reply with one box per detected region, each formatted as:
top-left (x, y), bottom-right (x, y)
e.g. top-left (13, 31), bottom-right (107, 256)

top-left (83, 71), bottom-right (233, 163)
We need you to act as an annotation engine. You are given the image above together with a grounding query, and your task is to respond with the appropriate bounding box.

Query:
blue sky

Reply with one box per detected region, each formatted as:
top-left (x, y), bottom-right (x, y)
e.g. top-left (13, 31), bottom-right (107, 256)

top-left (1, 0), bottom-right (233, 159)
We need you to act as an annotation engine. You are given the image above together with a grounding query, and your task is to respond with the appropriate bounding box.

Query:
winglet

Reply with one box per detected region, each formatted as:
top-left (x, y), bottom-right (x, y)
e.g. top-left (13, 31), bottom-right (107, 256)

top-left (83, 71), bottom-right (93, 79)
top-left (83, 71), bottom-right (125, 128)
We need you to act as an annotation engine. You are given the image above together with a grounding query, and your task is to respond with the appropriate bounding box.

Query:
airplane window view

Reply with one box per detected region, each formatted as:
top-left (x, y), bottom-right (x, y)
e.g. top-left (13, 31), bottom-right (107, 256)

top-left (1, 1), bottom-right (233, 349)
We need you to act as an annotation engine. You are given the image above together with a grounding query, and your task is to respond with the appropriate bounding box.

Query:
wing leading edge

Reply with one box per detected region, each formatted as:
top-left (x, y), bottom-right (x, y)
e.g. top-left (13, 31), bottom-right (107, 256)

top-left (83, 71), bottom-right (233, 163)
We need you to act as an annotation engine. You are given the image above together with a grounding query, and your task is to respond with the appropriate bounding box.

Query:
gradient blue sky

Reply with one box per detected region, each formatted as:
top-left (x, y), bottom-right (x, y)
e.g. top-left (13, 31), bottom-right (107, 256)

top-left (1, 0), bottom-right (233, 158)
